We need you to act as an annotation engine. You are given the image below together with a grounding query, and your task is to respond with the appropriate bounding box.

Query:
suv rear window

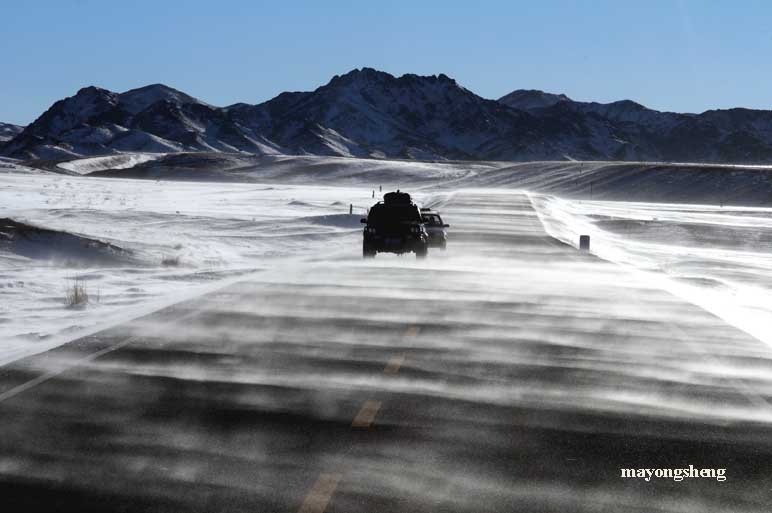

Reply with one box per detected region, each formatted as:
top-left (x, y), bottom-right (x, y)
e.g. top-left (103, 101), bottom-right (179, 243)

top-left (422, 214), bottom-right (442, 225)
top-left (369, 204), bottom-right (422, 224)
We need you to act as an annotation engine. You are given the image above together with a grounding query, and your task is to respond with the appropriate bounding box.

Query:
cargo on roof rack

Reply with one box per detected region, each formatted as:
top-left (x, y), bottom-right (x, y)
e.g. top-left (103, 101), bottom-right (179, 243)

top-left (383, 190), bottom-right (412, 205)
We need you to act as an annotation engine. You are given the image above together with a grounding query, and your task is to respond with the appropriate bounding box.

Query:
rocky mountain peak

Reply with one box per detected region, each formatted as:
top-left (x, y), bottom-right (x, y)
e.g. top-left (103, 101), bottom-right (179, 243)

top-left (498, 89), bottom-right (572, 111)
top-left (119, 84), bottom-right (204, 114)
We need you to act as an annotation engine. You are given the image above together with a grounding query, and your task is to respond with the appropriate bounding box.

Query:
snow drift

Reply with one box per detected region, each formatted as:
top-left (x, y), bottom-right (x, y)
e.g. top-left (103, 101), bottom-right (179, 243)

top-left (0, 218), bottom-right (132, 266)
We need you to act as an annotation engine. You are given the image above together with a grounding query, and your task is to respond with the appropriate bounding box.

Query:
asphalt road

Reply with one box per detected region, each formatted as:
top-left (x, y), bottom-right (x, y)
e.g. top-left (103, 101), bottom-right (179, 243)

top-left (1, 192), bottom-right (771, 512)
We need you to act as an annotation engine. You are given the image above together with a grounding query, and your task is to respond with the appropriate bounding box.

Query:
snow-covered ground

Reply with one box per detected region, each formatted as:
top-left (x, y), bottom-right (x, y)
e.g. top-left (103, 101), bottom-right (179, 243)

top-left (5, 158), bottom-right (772, 371)
top-left (531, 194), bottom-right (772, 349)
top-left (0, 172), bottom-right (376, 364)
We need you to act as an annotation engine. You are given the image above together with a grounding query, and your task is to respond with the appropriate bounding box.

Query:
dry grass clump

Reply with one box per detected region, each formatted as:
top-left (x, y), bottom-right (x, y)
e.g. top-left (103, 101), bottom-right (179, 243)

top-left (65, 277), bottom-right (89, 307)
top-left (161, 255), bottom-right (181, 267)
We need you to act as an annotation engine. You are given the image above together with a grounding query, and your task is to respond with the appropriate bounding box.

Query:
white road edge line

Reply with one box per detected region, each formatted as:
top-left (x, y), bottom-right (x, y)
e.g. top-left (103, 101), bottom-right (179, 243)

top-left (0, 309), bottom-right (202, 404)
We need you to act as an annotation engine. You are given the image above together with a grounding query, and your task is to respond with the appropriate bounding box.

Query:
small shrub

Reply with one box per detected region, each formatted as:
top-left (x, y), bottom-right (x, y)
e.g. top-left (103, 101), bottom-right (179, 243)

top-left (65, 277), bottom-right (89, 307)
top-left (161, 255), bottom-right (180, 267)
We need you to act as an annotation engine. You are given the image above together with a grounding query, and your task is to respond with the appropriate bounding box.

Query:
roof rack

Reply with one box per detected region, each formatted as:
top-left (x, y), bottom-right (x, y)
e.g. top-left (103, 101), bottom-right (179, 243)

top-left (383, 190), bottom-right (412, 205)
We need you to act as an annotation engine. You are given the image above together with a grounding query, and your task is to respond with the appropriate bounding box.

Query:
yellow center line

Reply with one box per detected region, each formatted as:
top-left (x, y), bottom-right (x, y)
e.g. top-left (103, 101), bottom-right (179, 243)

top-left (404, 326), bottom-right (421, 337)
top-left (383, 354), bottom-right (405, 375)
top-left (297, 473), bottom-right (342, 513)
top-left (351, 399), bottom-right (382, 428)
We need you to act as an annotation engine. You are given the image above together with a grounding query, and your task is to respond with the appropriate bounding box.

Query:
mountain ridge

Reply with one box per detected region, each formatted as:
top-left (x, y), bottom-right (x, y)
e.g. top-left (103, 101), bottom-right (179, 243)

top-left (5, 69), bottom-right (772, 164)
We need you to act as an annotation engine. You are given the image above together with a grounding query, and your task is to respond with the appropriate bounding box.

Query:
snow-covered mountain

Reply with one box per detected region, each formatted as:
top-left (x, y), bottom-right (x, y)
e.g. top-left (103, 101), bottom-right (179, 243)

top-left (2, 84), bottom-right (281, 160)
top-left (0, 122), bottom-right (23, 143)
top-left (227, 68), bottom-right (584, 160)
top-left (500, 89), bottom-right (772, 162)
top-left (6, 69), bottom-right (772, 163)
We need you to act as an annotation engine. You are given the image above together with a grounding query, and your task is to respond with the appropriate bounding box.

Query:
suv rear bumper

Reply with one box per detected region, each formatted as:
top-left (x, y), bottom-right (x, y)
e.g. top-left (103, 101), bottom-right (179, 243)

top-left (364, 235), bottom-right (426, 254)
top-left (426, 233), bottom-right (447, 247)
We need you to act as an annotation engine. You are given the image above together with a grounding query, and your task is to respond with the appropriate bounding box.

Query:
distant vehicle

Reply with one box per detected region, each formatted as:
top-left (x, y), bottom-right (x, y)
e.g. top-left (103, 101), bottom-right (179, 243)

top-left (420, 208), bottom-right (449, 249)
top-left (361, 191), bottom-right (428, 258)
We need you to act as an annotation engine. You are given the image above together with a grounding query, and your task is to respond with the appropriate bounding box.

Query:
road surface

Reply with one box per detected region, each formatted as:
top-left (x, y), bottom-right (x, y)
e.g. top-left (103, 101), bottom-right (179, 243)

top-left (1, 192), bottom-right (771, 512)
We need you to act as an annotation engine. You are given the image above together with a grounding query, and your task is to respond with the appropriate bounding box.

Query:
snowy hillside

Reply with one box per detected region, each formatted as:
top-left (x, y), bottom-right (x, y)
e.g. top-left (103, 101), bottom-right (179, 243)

top-left (57, 153), bottom-right (163, 174)
top-left (0, 122), bottom-right (23, 143)
top-left (0, 156), bottom-right (43, 174)
top-left (2, 84), bottom-right (276, 160)
top-left (6, 69), bottom-right (772, 163)
top-left (499, 89), bottom-right (772, 162)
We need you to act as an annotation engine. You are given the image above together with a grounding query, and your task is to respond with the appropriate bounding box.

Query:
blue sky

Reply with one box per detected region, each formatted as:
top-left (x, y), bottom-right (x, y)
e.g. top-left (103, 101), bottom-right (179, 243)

top-left (2, 1), bottom-right (772, 125)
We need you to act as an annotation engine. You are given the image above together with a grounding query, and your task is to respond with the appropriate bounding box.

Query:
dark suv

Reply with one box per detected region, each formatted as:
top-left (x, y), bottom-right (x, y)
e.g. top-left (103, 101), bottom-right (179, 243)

top-left (361, 191), bottom-right (428, 258)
